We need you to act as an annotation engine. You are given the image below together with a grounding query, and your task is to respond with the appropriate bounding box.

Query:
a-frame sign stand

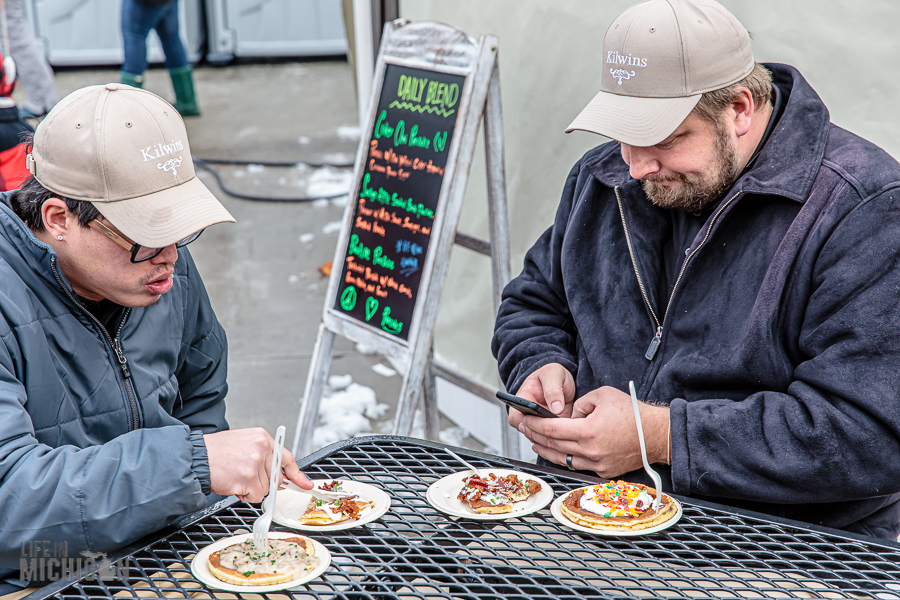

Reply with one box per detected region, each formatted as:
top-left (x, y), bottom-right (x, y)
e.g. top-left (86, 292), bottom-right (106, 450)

top-left (292, 19), bottom-right (517, 459)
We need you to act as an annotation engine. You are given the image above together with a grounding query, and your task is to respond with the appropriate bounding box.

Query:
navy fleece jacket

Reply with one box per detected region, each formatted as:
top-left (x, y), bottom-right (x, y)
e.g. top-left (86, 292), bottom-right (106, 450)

top-left (493, 63), bottom-right (900, 540)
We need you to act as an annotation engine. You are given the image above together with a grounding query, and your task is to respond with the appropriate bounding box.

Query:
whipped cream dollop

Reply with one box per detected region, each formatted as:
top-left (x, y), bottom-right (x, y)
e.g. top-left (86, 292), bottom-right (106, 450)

top-left (578, 480), bottom-right (655, 518)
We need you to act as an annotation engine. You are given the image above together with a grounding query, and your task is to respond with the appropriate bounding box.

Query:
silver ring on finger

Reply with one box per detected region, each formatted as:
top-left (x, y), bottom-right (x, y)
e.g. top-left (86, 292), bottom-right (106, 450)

top-left (566, 454), bottom-right (575, 470)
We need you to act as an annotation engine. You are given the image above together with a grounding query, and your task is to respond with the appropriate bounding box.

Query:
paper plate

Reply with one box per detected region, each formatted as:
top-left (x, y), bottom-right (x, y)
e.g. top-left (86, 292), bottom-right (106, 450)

top-left (426, 469), bottom-right (553, 520)
top-left (264, 479), bottom-right (391, 531)
top-left (550, 489), bottom-right (683, 536)
top-left (190, 531), bottom-right (331, 592)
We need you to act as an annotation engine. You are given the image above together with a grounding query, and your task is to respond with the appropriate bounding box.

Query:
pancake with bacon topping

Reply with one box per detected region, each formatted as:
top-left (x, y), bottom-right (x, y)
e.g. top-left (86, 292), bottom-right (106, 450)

top-left (297, 480), bottom-right (376, 525)
top-left (560, 480), bottom-right (677, 531)
top-left (457, 472), bottom-right (542, 514)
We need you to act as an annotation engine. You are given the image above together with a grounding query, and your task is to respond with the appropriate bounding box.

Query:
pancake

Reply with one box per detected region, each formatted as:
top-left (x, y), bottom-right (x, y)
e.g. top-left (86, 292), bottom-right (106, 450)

top-left (559, 480), bottom-right (678, 531)
top-left (297, 496), bottom-right (377, 525)
top-left (208, 536), bottom-right (318, 586)
top-left (457, 472), bottom-right (542, 514)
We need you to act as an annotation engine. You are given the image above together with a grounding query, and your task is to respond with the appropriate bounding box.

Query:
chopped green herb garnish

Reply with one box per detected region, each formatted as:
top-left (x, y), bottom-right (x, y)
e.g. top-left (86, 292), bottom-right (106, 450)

top-left (242, 571), bottom-right (255, 576)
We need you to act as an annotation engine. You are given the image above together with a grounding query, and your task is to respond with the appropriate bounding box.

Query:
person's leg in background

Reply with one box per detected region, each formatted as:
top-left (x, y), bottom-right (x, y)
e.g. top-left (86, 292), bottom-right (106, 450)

top-left (4, 0), bottom-right (58, 117)
top-left (120, 0), bottom-right (166, 89)
top-left (154, 0), bottom-right (200, 116)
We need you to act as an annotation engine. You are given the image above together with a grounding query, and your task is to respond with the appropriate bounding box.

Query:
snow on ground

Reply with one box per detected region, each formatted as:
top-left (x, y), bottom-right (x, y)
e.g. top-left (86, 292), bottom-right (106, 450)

top-left (370, 363), bottom-right (396, 377)
top-left (355, 342), bottom-right (376, 355)
top-left (298, 233), bottom-right (315, 243)
top-left (312, 375), bottom-right (478, 452)
top-left (312, 375), bottom-right (389, 451)
top-left (438, 426), bottom-right (469, 447)
top-left (337, 125), bottom-right (361, 141)
top-left (307, 167), bottom-right (352, 198)
top-left (247, 163), bottom-right (265, 174)
top-left (321, 220), bottom-right (343, 235)
top-left (319, 152), bottom-right (354, 165)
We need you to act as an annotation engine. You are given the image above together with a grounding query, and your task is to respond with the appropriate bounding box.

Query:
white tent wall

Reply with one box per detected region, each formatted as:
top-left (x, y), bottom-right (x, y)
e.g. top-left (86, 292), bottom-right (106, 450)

top-left (397, 0), bottom-right (900, 393)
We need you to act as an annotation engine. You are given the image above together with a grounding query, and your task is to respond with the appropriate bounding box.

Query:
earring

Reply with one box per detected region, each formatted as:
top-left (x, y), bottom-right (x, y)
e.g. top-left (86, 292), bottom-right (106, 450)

top-left (57, 235), bottom-right (63, 241)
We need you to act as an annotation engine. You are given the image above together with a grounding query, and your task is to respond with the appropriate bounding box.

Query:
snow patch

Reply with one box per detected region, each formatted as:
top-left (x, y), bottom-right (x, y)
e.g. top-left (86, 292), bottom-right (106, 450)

top-left (247, 163), bottom-right (265, 174)
top-left (371, 363), bottom-right (397, 378)
top-left (322, 220), bottom-right (343, 234)
top-left (438, 426), bottom-right (469, 448)
top-left (312, 378), bottom-right (390, 451)
top-left (355, 342), bottom-right (377, 355)
top-left (328, 374), bottom-right (353, 390)
top-left (298, 233), bottom-right (315, 243)
top-left (307, 167), bottom-right (352, 198)
top-left (337, 125), bottom-right (361, 141)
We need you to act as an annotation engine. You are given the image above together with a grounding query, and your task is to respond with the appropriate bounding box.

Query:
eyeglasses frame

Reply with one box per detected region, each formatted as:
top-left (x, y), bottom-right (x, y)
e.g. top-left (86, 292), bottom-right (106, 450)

top-left (87, 219), bottom-right (202, 263)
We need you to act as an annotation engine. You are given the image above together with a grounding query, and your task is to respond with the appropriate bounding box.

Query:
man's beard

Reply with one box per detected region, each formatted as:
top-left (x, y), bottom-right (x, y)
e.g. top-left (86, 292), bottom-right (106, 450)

top-left (641, 121), bottom-right (742, 212)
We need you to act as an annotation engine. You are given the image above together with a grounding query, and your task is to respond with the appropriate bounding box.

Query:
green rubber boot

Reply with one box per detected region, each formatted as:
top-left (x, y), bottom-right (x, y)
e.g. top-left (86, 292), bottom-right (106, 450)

top-left (169, 65), bottom-right (200, 117)
top-left (119, 71), bottom-right (145, 89)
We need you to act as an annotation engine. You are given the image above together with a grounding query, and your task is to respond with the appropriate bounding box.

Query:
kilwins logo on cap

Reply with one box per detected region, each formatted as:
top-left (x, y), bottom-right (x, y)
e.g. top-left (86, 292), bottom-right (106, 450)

top-left (606, 51), bottom-right (648, 85)
top-left (140, 139), bottom-right (185, 176)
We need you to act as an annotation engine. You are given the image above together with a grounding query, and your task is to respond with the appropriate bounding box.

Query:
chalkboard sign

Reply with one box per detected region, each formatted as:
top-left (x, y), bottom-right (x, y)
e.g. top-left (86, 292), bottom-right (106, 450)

top-left (332, 63), bottom-right (466, 341)
top-left (294, 20), bottom-right (512, 457)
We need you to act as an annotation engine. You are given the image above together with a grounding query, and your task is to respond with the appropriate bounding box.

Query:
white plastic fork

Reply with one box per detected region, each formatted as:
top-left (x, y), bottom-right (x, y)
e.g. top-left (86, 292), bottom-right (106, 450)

top-left (629, 381), bottom-right (662, 512)
top-left (444, 448), bottom-right (483, 477)
top-left (252, 425), bottom-right (285, 552)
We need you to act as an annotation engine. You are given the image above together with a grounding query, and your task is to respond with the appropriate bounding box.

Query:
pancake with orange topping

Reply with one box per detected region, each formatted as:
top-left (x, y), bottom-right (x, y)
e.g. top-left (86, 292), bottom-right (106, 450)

top-left (297, 480), bottom-right (376, 525)
top-left (560, 480), bottom-right (677, 531)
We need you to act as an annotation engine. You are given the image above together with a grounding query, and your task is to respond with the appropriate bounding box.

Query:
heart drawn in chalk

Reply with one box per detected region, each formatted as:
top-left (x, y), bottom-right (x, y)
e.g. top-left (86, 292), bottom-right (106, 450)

top-left (365, 297), bottom-right (379, 321)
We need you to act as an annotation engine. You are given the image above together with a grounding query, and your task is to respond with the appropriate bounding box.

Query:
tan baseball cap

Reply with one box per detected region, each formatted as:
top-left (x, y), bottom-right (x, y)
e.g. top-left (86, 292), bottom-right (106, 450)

top-left (566, 0), bottom-right (754, 146)
top-left (26, 83), bottom-right (234, 247)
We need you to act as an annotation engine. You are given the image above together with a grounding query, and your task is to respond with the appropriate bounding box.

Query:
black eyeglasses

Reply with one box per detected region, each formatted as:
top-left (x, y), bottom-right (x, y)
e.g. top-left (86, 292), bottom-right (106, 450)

top-left (88, 219), bottom-right (204, 263)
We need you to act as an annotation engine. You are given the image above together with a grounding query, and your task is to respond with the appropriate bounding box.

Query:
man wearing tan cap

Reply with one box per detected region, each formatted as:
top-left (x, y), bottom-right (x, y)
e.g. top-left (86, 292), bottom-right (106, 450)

top-left (0, 84), bottom-right (313, 583)
top-left (494, 0), bottom-right (900, 539)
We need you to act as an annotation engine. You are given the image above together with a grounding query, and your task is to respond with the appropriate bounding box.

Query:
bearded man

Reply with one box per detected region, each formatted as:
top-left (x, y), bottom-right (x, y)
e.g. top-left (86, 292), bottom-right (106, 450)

top-left (493, 0), bottom-right (900, 540)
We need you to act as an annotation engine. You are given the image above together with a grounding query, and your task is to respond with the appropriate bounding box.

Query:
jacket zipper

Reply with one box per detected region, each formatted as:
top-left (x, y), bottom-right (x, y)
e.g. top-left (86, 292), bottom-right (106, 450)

top-left (51, 257), bottom-right (139, 430)
top-left (615, 186), bottom-right (741, 360)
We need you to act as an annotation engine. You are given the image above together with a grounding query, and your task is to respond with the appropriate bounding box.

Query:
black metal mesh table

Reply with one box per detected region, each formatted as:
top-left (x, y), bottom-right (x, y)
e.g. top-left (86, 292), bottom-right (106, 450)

top-left (26, 436), bottom-right (900, 599)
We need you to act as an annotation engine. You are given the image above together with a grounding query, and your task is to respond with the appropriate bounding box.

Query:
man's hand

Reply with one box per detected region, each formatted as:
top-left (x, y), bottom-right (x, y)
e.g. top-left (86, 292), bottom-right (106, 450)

top-left (517, 385), bottom-right (670, 477)
top-left (205, 428), bottom-right (313, 502)
top-left (508, 363), bottom-right (576, 429)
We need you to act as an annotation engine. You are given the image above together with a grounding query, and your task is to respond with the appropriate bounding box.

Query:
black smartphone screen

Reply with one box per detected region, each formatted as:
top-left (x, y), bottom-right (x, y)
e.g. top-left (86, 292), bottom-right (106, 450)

top-left (495, 390), bottom-right (559, 418)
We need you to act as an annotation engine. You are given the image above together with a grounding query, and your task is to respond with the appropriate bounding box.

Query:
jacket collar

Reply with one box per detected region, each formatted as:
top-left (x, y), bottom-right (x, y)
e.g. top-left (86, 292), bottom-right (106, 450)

top-left (0, 192), bottom-right (69, 291)
top-left (583, 63), bottom-right (830, 205)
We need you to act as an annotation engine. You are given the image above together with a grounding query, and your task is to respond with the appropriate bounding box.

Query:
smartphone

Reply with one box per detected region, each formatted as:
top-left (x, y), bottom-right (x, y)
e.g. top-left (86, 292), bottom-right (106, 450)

top-left (496, 390), bottom-right (559, 418)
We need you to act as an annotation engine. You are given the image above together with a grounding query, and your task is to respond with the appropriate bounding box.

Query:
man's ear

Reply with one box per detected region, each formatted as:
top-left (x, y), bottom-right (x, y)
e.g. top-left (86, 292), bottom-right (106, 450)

top-left (41, 198), bottom-right (72, 240)
top-left (731, 87), bottom-right (755, 137)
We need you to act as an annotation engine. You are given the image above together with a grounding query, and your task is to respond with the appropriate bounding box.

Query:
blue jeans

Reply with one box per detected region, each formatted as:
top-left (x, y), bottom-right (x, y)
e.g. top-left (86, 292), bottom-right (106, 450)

top-left (121, 0), bottom-right (189, 75)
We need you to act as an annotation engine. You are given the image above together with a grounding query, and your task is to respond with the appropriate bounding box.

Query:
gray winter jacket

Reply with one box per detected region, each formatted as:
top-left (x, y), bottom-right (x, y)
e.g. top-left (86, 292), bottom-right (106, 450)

top-left (0, 192), bottom-right (228, 574)
top-left (493, 64), bottom-right (900, 539)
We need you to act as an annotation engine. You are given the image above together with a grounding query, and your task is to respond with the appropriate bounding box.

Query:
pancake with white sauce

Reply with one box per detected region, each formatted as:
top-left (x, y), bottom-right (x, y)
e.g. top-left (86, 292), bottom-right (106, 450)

top-left (208, 537), bottom-right (318, 586)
